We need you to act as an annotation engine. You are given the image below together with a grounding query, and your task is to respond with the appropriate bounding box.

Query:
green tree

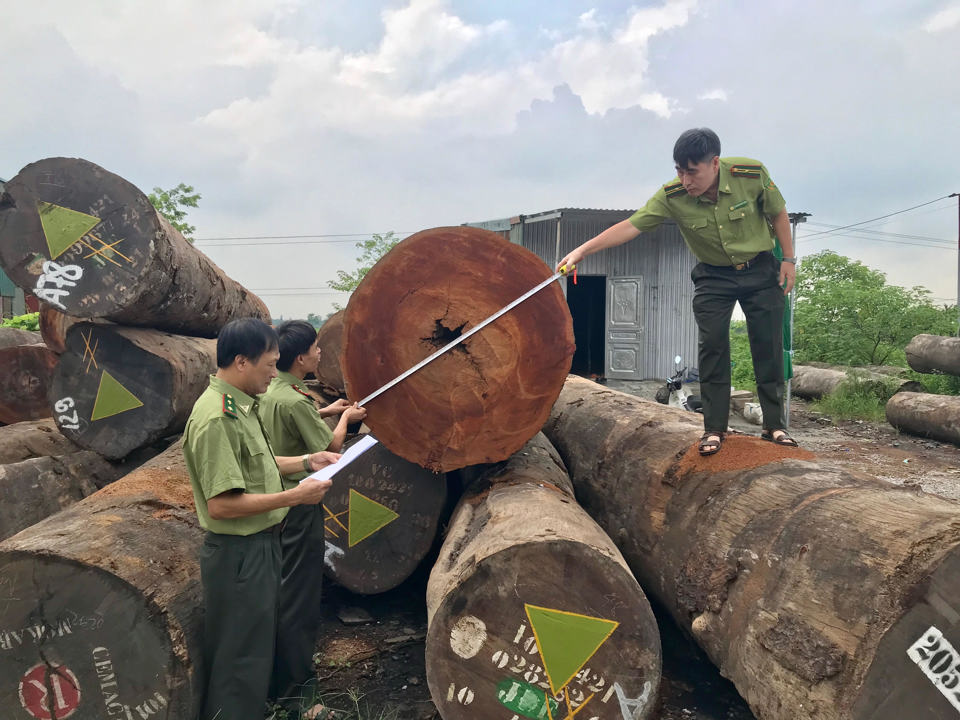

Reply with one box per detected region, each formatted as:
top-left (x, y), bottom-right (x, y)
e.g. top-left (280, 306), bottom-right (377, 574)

top-left (148, 183), bottom-right (201, 242)
top-left (328, 232), bottom-right (400, 296)
top-left (793, 250), bottom-right (956, 366)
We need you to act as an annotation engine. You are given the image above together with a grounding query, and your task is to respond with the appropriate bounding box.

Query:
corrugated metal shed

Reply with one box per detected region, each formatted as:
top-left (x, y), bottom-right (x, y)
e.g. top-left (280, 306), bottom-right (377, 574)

top-left (468, 208), bottom-right (699, 381)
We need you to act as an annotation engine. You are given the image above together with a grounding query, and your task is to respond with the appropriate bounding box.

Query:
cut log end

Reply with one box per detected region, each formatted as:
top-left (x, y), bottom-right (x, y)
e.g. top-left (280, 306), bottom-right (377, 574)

top-left (427, 541), bottom-right (660, 720)
top-left (0, 344), bottom-right (57, 424)
top-left (321, 436), bottom-right (446, 594)
top-left (342, 227), bottom-right (575, 472)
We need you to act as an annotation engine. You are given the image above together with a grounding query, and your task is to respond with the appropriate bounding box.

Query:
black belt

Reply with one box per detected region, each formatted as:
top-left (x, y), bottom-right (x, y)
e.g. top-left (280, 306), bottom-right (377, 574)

top-left (257, 520), bottom-right (285, 536)
top-left (730, 251), bottom-right (769, 271)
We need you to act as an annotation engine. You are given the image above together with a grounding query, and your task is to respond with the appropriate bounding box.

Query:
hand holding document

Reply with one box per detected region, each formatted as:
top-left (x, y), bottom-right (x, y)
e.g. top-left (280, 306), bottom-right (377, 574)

top-left (302, 434), bottom-right (378, 483)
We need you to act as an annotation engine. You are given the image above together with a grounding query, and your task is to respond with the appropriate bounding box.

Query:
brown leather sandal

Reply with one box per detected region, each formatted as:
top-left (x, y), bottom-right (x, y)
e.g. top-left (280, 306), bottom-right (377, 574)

top-left (761, 429), bottom-right (799, 447)
top-left (698, 431), bottom-right (724, 456)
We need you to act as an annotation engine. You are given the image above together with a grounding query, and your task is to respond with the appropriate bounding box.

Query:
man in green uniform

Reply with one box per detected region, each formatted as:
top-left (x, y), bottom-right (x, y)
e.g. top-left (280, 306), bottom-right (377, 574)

top-left (259, 320), bottom-right (366, 715)
top-left (558, 128), bottom-right (799, 455)
top-left (182, 318), bottom-right (342, 720)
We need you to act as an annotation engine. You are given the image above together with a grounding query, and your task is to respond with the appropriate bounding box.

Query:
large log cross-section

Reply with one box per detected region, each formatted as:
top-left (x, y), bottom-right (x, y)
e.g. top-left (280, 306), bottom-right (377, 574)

top-left (342, 227), bottom-right (575, 472)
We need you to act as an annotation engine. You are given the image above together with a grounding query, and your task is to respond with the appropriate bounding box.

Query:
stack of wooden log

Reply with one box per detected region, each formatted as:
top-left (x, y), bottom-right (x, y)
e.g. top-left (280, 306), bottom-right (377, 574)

top-left (886, 334), bottom-right (960, 445)
top-left (0, 158), bottom-right (271, 715)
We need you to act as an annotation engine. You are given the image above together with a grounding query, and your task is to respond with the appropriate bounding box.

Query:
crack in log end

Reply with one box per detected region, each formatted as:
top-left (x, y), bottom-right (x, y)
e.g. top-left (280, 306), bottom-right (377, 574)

top-left (0, 191), bottom-right (14, 211)
top-left (422, 320), bottom-right (469, 355)
top-left (758, 614), bottom-right (846, 683)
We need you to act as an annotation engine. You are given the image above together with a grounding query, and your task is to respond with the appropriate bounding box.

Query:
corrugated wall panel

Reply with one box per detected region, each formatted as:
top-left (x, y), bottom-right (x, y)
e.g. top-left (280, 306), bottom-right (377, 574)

top-left (506, 209), bottom-right (699, 379)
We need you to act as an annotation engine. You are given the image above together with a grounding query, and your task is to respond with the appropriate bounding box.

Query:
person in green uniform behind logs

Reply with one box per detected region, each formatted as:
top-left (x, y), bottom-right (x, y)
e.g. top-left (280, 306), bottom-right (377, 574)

top-left (260, 320), bottom-right (366, 715)
top-left (182, 317), bottom-right (342, 720)
top-left (557, 128), bottom-right (800, 456)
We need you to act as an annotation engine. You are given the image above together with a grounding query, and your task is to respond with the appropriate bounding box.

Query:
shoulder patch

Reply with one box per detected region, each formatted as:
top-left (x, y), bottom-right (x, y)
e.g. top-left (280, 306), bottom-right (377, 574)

top-left (222, 394), bottom-right (238, 418)
top-left (291, 384), bottom-right (314, 400)
top-left (663, 181), bottom-right (687, 198)
top-left (730, 164), bottom-right (762, 179)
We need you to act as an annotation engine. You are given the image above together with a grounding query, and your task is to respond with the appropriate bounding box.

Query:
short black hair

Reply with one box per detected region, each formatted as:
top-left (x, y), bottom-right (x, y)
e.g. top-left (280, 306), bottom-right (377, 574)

top-left (673, 128), bottom-right (721, 169)
top-left (216, 318), bottom-right (279, 368)
top-left (275, 320), bottom-right (318, 371)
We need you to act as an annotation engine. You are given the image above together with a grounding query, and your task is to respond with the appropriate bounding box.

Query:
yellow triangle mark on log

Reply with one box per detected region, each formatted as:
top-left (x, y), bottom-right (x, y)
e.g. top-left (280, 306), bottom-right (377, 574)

top-left (91, 370), bottom-right (144, 421)
top-left (37, 201), bottom-right (101, 259)
top-left (347, 489), bottom-right (399, 547)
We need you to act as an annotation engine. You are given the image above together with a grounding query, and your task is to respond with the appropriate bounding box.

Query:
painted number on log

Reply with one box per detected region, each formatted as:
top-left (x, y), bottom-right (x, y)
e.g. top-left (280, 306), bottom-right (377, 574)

top-left (34, 262), bottom-right (83, 311)
top-left (55, 397), bottom-right (80, 430)
top-left (446, 683), bottom-right (474, 705)
top-left (18, 663), bottom-right (81, 720)
top-left (907, 625), bottom-right (960, 712)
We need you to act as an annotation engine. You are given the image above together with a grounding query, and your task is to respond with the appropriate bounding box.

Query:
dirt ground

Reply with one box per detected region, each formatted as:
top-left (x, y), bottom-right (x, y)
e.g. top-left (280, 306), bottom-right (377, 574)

top-left (309, 388), bottom-right (960, 720)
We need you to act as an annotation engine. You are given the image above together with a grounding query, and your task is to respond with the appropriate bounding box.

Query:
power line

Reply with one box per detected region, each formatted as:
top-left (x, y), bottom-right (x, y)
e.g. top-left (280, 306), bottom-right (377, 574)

top-left (800, 196), bottom-right (955, 239)
top-left (194, 231), bottom-right (414, 246)
top-left (803, 221), bottom-right (950, 244)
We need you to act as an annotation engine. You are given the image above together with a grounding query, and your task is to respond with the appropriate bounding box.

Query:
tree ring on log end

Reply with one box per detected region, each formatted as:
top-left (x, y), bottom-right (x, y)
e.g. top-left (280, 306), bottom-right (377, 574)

top-left (426, 541), bottom-right (661, 720)
top-left (341, 226), bottom-right (575, 472)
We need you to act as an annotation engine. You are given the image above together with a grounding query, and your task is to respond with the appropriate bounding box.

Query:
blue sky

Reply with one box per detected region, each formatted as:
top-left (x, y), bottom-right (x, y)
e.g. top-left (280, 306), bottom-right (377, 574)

top-left (2, 0), bottom-right (958, 319)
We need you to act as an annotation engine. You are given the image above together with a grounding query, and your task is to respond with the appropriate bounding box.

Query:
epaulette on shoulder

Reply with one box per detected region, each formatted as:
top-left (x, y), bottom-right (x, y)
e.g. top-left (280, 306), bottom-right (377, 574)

top-left (291, 384), bottom-right (313, 400)
top-left (730, 164), bottom-right (762, 179)
top-left (663, 181), bottom-right (687, 198)
top-left (222, 394), bottom-right (239, 418)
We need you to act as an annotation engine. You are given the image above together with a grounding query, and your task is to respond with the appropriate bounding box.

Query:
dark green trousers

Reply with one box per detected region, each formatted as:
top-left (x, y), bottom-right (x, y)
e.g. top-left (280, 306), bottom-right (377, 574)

top-left (691, 251), bottom-right (786, 433)
top-left (271, 503), bottom-right (326, 712)
top-left (199, 528), bottom-right (281, 720)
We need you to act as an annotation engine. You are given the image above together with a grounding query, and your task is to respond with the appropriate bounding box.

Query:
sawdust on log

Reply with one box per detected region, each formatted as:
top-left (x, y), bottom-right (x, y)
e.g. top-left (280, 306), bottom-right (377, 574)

top-left (676, 433), bottom-right (815, 475)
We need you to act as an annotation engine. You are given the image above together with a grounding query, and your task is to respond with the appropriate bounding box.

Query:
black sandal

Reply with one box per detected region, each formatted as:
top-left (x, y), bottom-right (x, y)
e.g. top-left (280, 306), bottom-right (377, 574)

top-left (761, 429), bottom-right (799, 448)
top-left (698, 432), bottom-right (724, 456)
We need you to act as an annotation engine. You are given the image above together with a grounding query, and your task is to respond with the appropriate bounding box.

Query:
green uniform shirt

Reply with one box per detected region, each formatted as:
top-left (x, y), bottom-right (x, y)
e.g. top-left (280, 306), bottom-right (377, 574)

top-left (259, 370), bottom-right (335, 489)
top-left (628, 156), bottom-right (787, 266)
top-left (183, 375), bottom-right (288, 535)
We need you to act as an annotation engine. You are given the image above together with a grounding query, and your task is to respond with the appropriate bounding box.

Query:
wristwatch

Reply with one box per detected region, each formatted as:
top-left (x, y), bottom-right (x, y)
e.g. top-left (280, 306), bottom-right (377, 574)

top-left (781, 257), bottom-right (796, 263)
top-left (301, 454), bottom-right (311, 472)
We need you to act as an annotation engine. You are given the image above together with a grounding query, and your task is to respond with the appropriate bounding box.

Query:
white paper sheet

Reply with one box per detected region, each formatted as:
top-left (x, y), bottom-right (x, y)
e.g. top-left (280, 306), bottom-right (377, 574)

top-left (302, 434), bottom-right (378, 483)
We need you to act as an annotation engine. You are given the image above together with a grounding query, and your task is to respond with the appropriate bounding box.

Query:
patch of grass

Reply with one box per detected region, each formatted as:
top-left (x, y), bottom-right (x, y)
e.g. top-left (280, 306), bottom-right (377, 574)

top-left (270, 688), bottom-right (403, 720)
top-left (811, 372), bottom-right (901, 422)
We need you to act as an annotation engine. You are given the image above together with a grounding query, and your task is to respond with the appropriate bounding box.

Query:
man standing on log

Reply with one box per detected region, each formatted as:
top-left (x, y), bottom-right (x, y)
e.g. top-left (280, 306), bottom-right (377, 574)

top-left (259, 319), bottom-right (366, 716)
top-left (183, 317), bottom-right (341, 720)
top-left (558, 127), bottom-right (799, 456)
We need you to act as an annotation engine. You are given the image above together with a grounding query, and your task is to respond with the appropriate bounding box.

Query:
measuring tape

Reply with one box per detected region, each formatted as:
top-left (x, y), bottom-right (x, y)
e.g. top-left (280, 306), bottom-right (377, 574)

top-left (357, 264), bottom-right (576, 407)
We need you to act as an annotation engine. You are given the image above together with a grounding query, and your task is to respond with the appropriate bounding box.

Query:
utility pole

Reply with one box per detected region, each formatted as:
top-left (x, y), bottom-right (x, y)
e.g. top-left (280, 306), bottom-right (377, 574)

top-left (785, 212), bottom-right (811, 428)
top-left (953, 193), bottom-right (960, 336)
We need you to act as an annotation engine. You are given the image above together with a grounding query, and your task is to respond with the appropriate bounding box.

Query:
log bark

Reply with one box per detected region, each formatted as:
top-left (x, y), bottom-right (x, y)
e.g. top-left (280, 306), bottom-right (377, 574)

top-left (342, 226), bottom-right (575, 472)
top-left (886, 391), bottom-right (960, 445)
top-left (906, 334), bottom-right (960, 376)
top-left (0, 327), bottom-right (41, 349)
top-left (0, 343), bottom-right (58, 424)
top-left (0, 419), bottom-right (80, 464)
top-left (790, 363), bottom-right (922, 399)
top-left (0, 451), bottom-right (129, 540)
top-left (0, 157), bottom-right (269, 336)
top-left (38, 303), bottom-right (86, 354)
top-left (0, 440), bottom-right (203, 720)
top-left (426, 434), bottom-right (661, 720)
top-left (50, 323), bottom-right (216, 459)
top-left (322, 434), bottom-right (447, 594)
top-left (544, 376), bottom-right (960, 720)
top-left (315, 309), bottom-right (346, 397)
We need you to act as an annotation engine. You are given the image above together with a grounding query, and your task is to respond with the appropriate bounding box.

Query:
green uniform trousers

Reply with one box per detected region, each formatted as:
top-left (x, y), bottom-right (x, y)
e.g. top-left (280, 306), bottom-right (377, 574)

top-left (199, 528), bottom-right (281, 720)
top-left (691, 251), bottom-right (786, 433)
top-left (271, 503), bottom-right (326, 712)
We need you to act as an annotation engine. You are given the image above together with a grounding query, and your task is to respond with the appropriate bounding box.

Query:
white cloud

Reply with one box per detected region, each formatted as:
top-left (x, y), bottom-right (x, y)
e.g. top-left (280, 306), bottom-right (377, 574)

top-left (698, 88), bottom-right (728, 101)
top-left (923, 4), bottom-right (960, 32)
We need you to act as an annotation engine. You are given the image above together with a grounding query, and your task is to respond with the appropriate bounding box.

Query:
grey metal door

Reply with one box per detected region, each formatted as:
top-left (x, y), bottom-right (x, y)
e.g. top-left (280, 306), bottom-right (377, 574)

top-left (606, 276), bottom-right (643, 380)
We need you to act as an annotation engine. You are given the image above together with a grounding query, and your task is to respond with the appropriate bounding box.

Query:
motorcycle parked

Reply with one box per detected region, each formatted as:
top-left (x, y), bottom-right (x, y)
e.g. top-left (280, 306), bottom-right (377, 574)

top-left (655, 355), bottom-right (702, 413)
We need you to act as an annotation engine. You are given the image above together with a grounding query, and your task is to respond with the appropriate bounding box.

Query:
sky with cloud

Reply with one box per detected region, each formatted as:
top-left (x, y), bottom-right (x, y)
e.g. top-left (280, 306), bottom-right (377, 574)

top-left (2, 0), bottom-right (958, 319)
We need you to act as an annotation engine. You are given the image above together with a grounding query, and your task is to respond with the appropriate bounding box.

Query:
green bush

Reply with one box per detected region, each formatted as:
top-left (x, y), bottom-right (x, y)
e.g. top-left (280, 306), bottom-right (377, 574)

top-left (811, 372), bottom-right (901, 422)
top-left (729, 320), bottom-right (756, 392)
top-left (1, 312), bottom-right (40, 331)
